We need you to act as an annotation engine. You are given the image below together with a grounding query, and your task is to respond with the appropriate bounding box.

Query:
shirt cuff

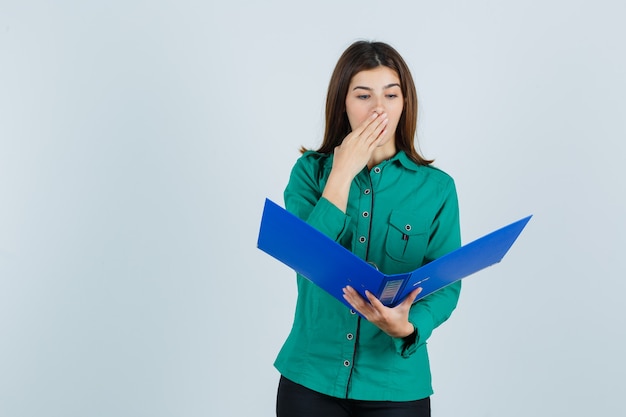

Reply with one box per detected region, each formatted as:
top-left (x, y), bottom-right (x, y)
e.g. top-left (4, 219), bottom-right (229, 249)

top-left (392, 325), bottom-right (418, 358)
top-left (305, 197), bottom-right (351, 241)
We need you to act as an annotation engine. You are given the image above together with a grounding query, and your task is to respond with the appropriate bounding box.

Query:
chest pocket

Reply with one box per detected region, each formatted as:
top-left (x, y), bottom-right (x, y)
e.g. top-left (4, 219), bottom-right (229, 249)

top-left (385, 210), bottom-right (430, 264)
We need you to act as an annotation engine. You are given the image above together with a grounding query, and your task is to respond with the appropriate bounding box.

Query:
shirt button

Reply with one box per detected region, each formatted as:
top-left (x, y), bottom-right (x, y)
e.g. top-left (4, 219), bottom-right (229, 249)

top-left (364, 189), bottom-right (371, 195)
top-left (346, 333), bottom-right (354, 340)
top-left (373, 167), bottom-right (381, 174)
top-left (350, 309), bottom-right (356, 315)
top-left (405, 224), bottom-right (412, 231)
top-left (343, 360), bottom-right (351, 367)
top-left (362, 211), bottom-right (369, 218)
top-left (358, 236), bottom-right (366, 243)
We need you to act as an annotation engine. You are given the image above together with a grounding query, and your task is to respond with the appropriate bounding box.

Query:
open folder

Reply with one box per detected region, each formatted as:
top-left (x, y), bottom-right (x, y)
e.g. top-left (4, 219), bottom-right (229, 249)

top-left (257, 199), bottom-right (531, 309)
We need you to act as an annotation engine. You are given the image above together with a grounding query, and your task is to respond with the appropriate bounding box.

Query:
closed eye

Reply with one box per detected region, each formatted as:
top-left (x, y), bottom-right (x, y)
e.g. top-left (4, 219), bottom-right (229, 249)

top-left (357, 95), bottom-right (370, 100)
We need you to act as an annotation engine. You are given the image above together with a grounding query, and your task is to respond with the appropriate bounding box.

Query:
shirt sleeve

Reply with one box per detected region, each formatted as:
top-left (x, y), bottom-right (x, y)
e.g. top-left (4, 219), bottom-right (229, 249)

top-left (393, 176), bottom-right (462, 357)
top-left (283, 152), bottom-right (352, 242)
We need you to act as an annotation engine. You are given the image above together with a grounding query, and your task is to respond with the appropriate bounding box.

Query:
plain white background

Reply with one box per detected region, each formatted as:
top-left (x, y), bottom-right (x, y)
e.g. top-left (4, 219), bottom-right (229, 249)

top-left (1, 1), bottom-right (625, 416)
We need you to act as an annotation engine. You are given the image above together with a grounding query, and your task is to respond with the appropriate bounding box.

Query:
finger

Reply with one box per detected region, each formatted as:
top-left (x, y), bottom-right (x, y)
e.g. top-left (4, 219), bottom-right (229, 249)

top-left (349, 111), bottom-right (381, 137)
top-left (351, 111), bottom-right (387, 142)
top-left (368, 127), bottom-right (388, 150)
top-left (343, 287), bottom-right (371, 317)
top-left (342, 286), bottom-right (365, 306)
top-left (402, 288), bottom-right (422, 306)
top-left (360, 113), bottom-right (388, 145)
top-left (361, 111), bottom-right (386, 130)
top-left (364, 290), bottom-right (385, 310)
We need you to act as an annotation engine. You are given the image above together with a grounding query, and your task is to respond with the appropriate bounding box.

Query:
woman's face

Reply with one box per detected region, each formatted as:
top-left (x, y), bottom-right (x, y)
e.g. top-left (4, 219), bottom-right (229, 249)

top-left (345, 66), bottom-right (404, 149)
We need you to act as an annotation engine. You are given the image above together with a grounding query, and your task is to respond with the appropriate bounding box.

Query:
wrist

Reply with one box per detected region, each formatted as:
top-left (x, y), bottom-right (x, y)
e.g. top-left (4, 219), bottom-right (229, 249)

top-left (322, 173), bottom-right (352, 212)
top-left (402, 325), bottom-right (418, 345)
top-left (392, 322), bottom-right (415, 339)
top-left (326, 170), bottom-right (354, 191)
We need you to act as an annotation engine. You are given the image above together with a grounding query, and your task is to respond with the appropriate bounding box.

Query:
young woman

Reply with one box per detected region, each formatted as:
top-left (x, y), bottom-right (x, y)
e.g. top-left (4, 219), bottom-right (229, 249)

top-left (275, 41), bottom-right (461, 417)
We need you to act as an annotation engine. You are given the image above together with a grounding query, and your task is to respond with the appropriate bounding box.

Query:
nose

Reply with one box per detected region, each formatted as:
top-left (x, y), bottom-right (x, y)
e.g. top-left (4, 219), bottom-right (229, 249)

top-left (373, 96), bottom-right (385, 115)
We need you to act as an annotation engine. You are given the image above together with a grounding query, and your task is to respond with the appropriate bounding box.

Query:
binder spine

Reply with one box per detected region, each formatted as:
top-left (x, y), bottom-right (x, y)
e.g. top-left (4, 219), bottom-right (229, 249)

top-left (377, 273), bottom-right (412, 306)
top-left (378, 279), bottom-right (403, 305)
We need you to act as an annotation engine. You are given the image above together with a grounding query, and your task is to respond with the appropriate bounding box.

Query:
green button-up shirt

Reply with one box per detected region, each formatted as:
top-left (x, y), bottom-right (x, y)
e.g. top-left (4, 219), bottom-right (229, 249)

top-left (274, 150), bottom-right (461, 401)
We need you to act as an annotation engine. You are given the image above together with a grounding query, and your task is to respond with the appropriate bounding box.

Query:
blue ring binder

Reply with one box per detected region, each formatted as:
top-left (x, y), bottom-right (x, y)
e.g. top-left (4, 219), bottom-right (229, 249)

top-left (257, 198), bottom-right (531, 310)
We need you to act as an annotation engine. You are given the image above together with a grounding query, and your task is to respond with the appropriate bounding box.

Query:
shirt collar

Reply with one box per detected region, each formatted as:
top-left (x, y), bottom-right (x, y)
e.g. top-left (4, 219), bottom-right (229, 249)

top-left (390, 150), bottom-right (421, 172)
top-left (322, 150), bottom-right (421, 172)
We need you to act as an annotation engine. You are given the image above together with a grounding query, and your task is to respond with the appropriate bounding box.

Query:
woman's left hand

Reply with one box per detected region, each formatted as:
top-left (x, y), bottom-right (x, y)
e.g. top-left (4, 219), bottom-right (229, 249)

top-left (342, 286), bottom-right (422, 338)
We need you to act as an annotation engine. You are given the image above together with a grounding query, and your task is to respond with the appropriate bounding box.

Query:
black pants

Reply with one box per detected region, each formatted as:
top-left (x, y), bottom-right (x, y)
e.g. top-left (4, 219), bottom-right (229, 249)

top-left (276, 376), bottom-right (431, 417)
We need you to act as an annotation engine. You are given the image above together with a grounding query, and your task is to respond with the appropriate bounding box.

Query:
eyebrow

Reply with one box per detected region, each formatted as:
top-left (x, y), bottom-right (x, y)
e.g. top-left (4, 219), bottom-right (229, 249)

top-left (352, 83), bottom-right (401, 91)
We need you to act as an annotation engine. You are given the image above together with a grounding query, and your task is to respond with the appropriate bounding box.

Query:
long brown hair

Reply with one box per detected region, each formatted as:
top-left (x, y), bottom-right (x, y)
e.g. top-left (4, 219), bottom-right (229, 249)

top-left (313, 40), bottom-right (432, 166)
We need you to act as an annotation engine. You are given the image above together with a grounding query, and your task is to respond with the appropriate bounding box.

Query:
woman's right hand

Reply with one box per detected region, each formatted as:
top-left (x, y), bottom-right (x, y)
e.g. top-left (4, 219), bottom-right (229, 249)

top-left (321, 112), bottom-right (388, 212)
top-left (332, 111), bottom-right (388, 179)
